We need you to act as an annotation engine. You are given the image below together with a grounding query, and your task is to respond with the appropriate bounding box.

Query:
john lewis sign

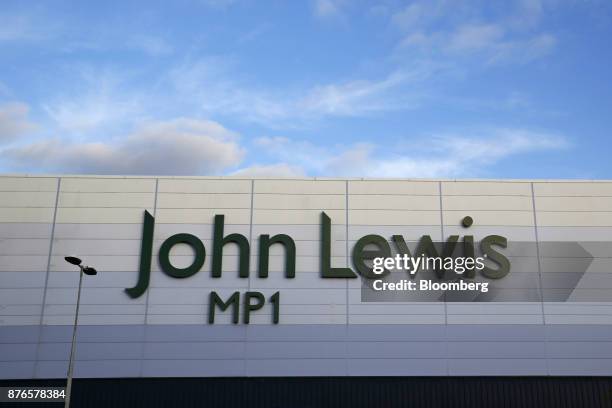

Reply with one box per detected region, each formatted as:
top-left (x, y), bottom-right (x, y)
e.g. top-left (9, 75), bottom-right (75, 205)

top-left (124, 211), bottom-right (511, 324)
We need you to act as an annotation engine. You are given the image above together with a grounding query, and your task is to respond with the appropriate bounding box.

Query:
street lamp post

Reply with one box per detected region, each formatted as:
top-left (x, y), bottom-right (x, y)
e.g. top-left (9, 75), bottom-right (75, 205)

top-left (64, 256), bottom-right (97, 408)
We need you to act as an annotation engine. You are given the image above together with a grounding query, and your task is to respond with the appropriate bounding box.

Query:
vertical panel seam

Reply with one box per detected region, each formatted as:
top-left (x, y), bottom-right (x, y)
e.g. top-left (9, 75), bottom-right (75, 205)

top-left (143, 178), bottom-right (159, 326)
top-left (345, 180), bottom-right (349, 325)
top-left (249, 179), bottom-right (254, 292)
top-left (139, 177), bottom-right (158, 377)
top-left (245, 178), bottom-right (254, 377)
top-left (33, 176), bottom-right (61, 377)
top-left (439, 181), bottom-right (450, 376)
top-left (345, 179), bottom-right (349, 376)
top-left (438, 182), bottom-right (447, 324)
top-left (531, 182), bottom-right (550, 376)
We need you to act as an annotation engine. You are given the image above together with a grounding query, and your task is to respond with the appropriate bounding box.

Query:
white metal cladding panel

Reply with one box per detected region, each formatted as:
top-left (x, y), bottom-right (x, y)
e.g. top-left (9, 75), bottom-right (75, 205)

top-left (533, 182), bottom-right (612, 326)
top-left (0, 176), bottom-right (612, 379)
top-left (348, 182), bottom-right (440, 226)
top-left (3, 181), bottom-right (46, 224)
top-left (41, 178), bottom-right (157, 326)
top-left (441, 181), bottom-right (543, 324)
top-left (441, 181), bottom-right (532, 196)
top-left (254, 179), bottom-right (345, 195)
top-left (533, 182), bottom-right (612, 196)
top-left (0, 177), bottom-right (58, 331)
top-left (346, 221), bottom-right (446, 325)
top-left (0, 181), bottom-right (55, 378)
top-left (348, 180), bottom-right (439, 195)
top-left (0, 177), bottom-right (58, 192)
top-left (157, 178), bottom-right (251, 194)
top-left (250, 179), bottom-right (348, 325)
top-left (533, 181), bottom-right (612, 227)
top-left (60, 177), bottom-right (156, 193)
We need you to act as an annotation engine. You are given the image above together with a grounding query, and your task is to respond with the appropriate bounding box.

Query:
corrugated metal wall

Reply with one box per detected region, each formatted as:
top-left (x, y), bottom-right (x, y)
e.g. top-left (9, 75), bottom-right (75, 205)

top-left (1, 175), bottom-right (612, 378)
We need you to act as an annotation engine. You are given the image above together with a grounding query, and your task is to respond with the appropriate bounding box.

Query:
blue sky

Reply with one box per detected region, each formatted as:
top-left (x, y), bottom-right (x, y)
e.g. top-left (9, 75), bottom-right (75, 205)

top-left (0, 0), bottom-right (611, 179)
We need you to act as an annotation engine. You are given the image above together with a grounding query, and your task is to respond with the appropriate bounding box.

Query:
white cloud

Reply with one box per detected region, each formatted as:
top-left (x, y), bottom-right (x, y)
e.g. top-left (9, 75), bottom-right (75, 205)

top-left (230, 163), bottom-right (305, 177)
top-left (432, 128), bottom-right (565, 164)
top-left (347, 133), bottom-right (557, 178)
top-left (299, 71), bottom-right (413, 116)
top-left (42, 69), bottom-right (145, 135)
top-left (447, 24), bottom-right (505, 52)
top-left (393, 0), bottom-right (557, 65)
top-left (399, 24), bottom-right (556, 66)
top-left (441, 23), bottom-right (556, 64)
top-left (357, 129), bottom-right (567, 177)
top-left (1, 118), bottom-right (244, 175)
top-left (253, 136), bottom-right (331, 174)
top-left (0, 102), bottom-right (37, 144)
top-left (249, 128), bottom-right (568, 178)
top-left (487, 33), bottom-right (556, 64)
top-left (0, 112), bottom-right (569, 178)
top-left (392, 3), bottom-right (432, 30)
top-left (170, 58), bottom-right (434, 127)
top-left (399, 32), bottom-right (435, 48)
top-left (44, 95), bottom-right (140, 135)
top-left (393, 1), bottom-right (455, 31)
top-left (314, 0), bottom-right (345, 19)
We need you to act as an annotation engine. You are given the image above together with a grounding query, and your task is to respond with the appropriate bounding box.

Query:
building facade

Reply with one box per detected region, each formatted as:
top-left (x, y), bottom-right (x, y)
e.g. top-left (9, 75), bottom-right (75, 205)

top-left (1, 175), bottom-right (612, 379)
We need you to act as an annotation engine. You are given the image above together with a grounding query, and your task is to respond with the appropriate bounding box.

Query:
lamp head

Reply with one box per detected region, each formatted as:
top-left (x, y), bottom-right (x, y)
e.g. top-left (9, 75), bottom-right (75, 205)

top-left (83, 266), bottom-right (97, 276)
top-left (65, 256), bottom-right (82, 266)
